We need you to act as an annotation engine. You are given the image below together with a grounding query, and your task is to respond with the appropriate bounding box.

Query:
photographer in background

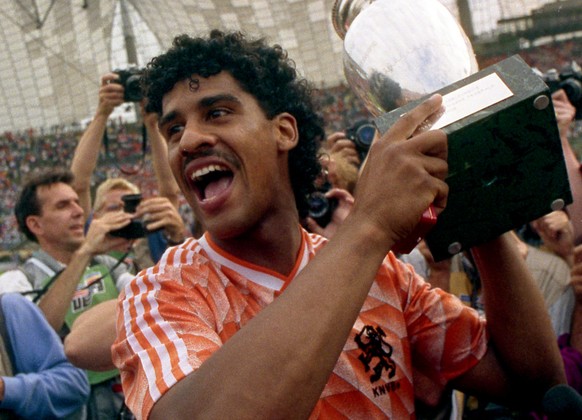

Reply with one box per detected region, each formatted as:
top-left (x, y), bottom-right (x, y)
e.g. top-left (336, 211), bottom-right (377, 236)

top-left (539, 62), bottom-right (582, 244)
top-left (0, 168), bottom-right (135, 419)
top-left (71, 72), bottom-right (188, 271)
top-left (89, 177), bottom-right (186, 273)
top-left (304, 121), bottom-right (375, 237)
top-left (553, 88), bottom-right (582, 245)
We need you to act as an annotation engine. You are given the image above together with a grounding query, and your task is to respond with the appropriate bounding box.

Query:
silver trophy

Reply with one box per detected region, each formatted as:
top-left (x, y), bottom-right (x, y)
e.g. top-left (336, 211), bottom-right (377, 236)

top-left (332, 0), bottom-right (478, 116)
top-left (331, 0), bottom-right (572, 260)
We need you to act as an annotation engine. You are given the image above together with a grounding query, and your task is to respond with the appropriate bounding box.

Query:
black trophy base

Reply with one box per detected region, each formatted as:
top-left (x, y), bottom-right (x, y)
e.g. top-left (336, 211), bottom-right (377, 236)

top-left (375, 55), bottom-right (572, 261)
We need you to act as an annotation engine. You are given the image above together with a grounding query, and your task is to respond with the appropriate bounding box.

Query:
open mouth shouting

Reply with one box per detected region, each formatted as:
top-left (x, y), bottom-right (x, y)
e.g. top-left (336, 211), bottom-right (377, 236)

top-left (189, 162), bottom-right (234, 204)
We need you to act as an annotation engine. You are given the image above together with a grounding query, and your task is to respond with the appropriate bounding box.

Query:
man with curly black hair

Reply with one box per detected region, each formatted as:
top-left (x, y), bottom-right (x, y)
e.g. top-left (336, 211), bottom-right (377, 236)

top-left (113, 30), bottom-right (566, 419)
top-left (143, 31), bottom-right (324, 220)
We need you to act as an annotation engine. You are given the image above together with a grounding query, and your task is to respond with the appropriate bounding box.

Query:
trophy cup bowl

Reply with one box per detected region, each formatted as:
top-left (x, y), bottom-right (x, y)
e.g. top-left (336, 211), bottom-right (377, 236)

top-left (332, 0), bottom-right (478, 116)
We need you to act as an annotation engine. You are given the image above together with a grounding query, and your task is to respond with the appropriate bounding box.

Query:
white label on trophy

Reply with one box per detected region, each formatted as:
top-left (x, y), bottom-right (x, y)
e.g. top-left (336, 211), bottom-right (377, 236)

top-left (431, 73), bottom-right (513, 130)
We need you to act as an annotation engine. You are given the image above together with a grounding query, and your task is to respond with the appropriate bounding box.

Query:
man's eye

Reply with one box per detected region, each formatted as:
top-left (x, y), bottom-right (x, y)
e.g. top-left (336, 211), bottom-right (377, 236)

top-left (208, 109), bottom-right (229, 119)
top-left (167, 124), bottom-right (184, 137)
top-left (105, 204), bottom-right (123, 212)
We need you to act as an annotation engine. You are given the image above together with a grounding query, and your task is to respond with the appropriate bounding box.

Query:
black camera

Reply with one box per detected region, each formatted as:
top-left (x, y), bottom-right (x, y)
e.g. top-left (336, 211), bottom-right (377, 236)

top-left (113, 67), bottom-right (144, 102)
top-left (307, 184), bottom-right (338, 228)
top-left (541, 61), bottom-right (582, 120)
top-left (345, 120), bottom-right (376, 163)
top-left (110, 193), bottom-right (147, 239)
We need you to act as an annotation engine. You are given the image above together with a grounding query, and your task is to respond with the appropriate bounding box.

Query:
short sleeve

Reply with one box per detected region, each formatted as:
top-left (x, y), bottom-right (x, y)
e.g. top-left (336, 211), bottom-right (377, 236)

top-left (113, 256), bottom-right (224, 419)
top-left (0, 270), bottom-right (33, 297)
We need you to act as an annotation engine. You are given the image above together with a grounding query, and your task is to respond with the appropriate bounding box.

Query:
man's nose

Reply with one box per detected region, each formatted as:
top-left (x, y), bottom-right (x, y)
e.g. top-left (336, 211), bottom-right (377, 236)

top-left (179, 123), bottom-right (219, 155)
top-left (72, 201), bottom-right (84, 217)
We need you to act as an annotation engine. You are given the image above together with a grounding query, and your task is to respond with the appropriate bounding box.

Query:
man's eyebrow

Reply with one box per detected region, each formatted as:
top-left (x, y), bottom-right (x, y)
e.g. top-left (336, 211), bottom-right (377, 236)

top-left (53, 197), bottom-right (76, 208)
top-left (199, 93), bottom-right (241, 108)
top-left (159, 110), bottom-right (177, 129)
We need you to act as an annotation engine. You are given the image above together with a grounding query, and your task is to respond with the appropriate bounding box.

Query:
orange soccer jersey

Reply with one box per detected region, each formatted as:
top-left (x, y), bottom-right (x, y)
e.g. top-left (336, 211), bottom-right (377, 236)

top-left (113, 228), bottom-right (488, 419)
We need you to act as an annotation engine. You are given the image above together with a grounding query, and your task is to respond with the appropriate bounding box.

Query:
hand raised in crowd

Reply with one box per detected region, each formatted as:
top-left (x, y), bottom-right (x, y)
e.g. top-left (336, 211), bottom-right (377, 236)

top-left (552, 89), bottom-right (576, 141)
top-left (137, 197), bottom-right (186, 245)
top-left (325, 131), bottom-right (361, 168)
top-left (305, 188), bottom-right (354, 239)
top-left (508, 230), bottom-right (529, 260)
top-left (79, 210), bottom-right (133, 257)
top-left (531, 210), bottom-right (575, 266)
top-left (97, 73), bottom-right (125, 117)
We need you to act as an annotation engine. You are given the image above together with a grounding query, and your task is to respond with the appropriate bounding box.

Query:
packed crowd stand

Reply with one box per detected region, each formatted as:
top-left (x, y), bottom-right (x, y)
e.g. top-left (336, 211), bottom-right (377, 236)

top-left (0, 33), bottom-right (581, 419)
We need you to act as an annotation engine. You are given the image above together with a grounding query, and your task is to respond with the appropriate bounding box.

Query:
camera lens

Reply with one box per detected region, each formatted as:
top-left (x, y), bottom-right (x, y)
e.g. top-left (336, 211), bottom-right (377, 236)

top-left (308, 192), bottom-right (330, 219)
top-left (122, 193), bottom-right (142, 213)
top-left (562, 78), bottom-right (582, 103)
top-left (124, 74), bottom-right (143, 102)
top-left (110, 193), bottom-right (147, 239)
top-left (355, 124), bottom-right (376, 149)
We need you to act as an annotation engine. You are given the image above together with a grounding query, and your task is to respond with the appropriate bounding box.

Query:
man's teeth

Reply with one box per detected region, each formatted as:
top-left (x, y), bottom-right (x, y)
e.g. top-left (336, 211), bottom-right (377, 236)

top-left (191, 164), bottom-right (226, 181)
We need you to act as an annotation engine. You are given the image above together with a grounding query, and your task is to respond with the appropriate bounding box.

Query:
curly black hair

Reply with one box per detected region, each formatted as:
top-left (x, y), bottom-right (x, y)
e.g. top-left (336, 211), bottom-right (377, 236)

top-left (142, 30), bottom-right (324, 218)
top-left (15, 168), bottom-right (75, 243)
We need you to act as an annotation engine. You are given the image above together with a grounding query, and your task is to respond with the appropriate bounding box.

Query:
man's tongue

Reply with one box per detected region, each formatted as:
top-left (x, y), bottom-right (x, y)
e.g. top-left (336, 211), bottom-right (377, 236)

top-left (203, 176), bottom-right (231, 201)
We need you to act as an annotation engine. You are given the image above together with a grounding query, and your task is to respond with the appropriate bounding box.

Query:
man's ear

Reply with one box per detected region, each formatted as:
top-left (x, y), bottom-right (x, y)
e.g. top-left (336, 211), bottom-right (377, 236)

top-left (273, 112), bottom-right (299, 152)
top-left (26, 216), bottom-right (42, 237)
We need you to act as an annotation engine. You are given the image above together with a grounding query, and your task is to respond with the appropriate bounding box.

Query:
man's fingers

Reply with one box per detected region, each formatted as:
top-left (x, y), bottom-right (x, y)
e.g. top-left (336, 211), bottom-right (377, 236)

top-left (551, 89), bottom-right (568, 103)
top-left (96, 211), bottom-right (133, 230)
top-left (412, 129), bottom-right (448, 161)
top-left (410, 106), bottom-right (446, 138)
top-left (326, 132), bottom-right (348, 149)
top-left (431, 179), bottom-right (449, 215)
top-left (325, 188), bottom-right (354, 204)
top-left (387, 94), bottom-right (444, 142)
top-left (305, 217), bottom-right (324, 235)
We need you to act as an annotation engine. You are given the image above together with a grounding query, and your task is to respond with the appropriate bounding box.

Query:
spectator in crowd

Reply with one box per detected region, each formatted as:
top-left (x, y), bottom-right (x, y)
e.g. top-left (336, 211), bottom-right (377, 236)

top-left (527, 210), bottom-right (576, 336)
top-left (70, 72), bottom-right (188, 270)
top-left (0, 292), bottom-right (89, 419)
top-left (112, 30), bottom-right (565, 419)
top-left (552, 89), bottom-right (582, 245)
top-left (90, 177), bottom-right (186, 272)
top-left (303, 123), bottom-right (373, 237)
top-left (324, 131), bottom-right (362, 180)
top-left (302, 132), bottom-right (357, 238)
top-left (0, 168), bottom-right (135, 419)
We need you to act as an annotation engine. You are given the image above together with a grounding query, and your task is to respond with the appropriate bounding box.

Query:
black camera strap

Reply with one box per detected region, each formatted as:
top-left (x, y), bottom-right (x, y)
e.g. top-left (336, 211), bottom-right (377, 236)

top-left (102, 123), bottom-right (147, 175)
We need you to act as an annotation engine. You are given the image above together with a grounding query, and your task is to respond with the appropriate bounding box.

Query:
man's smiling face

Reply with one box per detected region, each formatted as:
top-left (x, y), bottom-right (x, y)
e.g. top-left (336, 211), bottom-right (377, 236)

top-left (159, 71), bottom-right (298, 240)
